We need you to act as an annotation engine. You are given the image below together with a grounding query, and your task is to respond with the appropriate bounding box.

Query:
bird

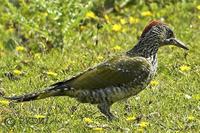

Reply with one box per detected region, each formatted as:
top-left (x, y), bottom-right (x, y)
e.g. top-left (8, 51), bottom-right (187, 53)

top-left (1, 20), bottom-right (189, 120)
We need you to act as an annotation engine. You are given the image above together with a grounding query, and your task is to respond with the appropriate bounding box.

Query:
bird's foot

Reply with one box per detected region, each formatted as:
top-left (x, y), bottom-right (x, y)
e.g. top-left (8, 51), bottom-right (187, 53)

top-left (97, 103), bottom-right (118, 121)
top-left (107, 113), bottom-right (119, 121)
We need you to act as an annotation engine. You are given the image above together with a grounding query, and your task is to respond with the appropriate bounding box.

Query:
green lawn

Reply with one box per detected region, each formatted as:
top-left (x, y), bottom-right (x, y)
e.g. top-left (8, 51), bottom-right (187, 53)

top-left (0, 0), bottom-right (200, 132)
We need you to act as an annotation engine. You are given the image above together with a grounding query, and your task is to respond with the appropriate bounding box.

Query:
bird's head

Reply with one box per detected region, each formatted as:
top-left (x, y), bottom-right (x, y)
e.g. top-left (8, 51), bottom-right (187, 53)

top-left (140, 20), bottom-right (189, 50)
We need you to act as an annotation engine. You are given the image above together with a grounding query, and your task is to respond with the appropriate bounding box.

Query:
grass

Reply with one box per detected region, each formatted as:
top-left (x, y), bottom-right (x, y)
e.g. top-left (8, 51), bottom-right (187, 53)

top-left (0, 0), bottom-right (200, 132)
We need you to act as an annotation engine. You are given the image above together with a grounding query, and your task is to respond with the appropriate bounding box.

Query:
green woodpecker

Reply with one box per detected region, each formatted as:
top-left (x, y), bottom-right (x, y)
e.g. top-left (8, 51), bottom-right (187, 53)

top-left (2, 20), bottom-right (189, 120)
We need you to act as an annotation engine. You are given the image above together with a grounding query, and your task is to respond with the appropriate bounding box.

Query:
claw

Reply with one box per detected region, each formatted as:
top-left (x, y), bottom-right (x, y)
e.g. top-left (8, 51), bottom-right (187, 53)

top-left (97, 103), bottom-right (117, 121)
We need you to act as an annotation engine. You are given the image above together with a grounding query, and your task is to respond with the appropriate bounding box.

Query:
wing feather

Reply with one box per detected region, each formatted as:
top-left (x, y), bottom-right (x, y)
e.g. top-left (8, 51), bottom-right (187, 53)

top-left (67, 55), bottom-right (151, 90)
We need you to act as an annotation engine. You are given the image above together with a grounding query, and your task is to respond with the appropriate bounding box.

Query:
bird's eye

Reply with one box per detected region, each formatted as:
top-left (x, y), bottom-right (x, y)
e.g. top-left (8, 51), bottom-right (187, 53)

top-left (168, 30), bottom-right (174, 38)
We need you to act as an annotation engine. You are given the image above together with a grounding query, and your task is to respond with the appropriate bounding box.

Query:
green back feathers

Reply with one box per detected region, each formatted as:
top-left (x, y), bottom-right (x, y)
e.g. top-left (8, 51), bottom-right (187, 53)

top-left (69, 55), bottom-right (151, 90)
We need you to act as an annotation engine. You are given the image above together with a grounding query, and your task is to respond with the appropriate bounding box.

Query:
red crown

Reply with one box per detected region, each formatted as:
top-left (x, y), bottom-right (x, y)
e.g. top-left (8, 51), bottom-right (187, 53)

top-left (140, 20), bottom-right (165, 38)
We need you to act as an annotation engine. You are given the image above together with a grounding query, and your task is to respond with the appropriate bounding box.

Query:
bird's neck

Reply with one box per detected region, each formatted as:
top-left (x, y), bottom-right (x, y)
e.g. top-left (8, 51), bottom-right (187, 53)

top-left (126, 25), bottom-right (163, 60)
top-left (126, 38), bottom-right (159, 66)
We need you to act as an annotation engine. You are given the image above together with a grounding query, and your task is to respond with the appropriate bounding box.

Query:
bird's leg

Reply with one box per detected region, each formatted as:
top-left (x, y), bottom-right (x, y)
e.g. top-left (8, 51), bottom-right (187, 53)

top-left (97, 103), bottom-right (116, 120)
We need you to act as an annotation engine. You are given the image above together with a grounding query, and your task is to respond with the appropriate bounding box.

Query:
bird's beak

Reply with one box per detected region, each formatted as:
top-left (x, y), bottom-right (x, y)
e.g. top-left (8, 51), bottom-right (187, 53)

top-left (163, 38), bottom-right (189, 50)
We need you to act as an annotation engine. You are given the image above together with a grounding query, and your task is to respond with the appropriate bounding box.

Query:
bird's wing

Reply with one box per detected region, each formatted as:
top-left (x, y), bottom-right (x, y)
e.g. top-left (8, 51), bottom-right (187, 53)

top-left (53, 55), bottom-right (151, 90)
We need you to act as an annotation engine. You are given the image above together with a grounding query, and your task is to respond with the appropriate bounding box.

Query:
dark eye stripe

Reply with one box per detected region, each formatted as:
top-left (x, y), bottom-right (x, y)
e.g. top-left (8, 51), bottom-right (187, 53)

top-left (168, 29), bottom-right (174, 38)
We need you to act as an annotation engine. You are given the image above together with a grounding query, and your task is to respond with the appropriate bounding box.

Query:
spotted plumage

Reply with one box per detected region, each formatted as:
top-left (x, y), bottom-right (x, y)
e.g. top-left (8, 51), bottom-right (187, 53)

top-left (2, 20), bottom-right (188, 120)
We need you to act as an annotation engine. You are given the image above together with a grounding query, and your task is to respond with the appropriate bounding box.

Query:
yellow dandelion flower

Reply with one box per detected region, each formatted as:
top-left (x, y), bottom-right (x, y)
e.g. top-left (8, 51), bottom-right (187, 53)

top-left (34, 115), bottom-right (46, 119)
top-left (150, 80), bottom-right (159, 86)
top-left (197, 5), bottom-right (200, 10)
top-left (198, 15), bottom-right (200, 19)
top-left (8, 28), bottom-right (15, 33)
top-left (42, 12), bottom-right (48, 17)
top-left (126, 116), bottom-right (136, 121)
top-left (104, 15), bottom-right (111, 23)
top-left (113, 45), bottom-right (122, 51)
top-left (120, 18), bottom-right (127, 25)
top-left (46, 71), bottom-right (58, 77)
top-left (83, 117), bottom-right (93, 123)
top-left (187, 115), bottom-right (195, 121)
top-left (34, 53), bottom-right (41, 59)
top-left (85, 11), bottom-right (97, 19)
top-left (13, 69), bottom-right (22, 75)
top-left (80, 25), bottom-right (86, 31)
top-left (112, 24), bottom-right (122, 32)
top-left (141, 11), bottom-right (152, 17)
top-left (0, 100), bottom-right (10, 105)
top-left (139, 121), bottom-right (149, 128)
top-left (179, 65), bottom-right (191, 72)
top-left (192, 94), bottom-right (200, 100)
top-left (129, 17), bottom-right (139, 24)
top-left (92, 127), bottom-right (103, 131)
top-left (16, 46), bottom-right (25, 52)
top-left (97, 55), bottom-right (104, 60)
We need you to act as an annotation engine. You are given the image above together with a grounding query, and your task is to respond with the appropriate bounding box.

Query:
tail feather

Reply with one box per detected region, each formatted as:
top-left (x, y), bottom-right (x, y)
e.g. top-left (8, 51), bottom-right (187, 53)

top-left (2, 84), bottom-right (70, 103)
